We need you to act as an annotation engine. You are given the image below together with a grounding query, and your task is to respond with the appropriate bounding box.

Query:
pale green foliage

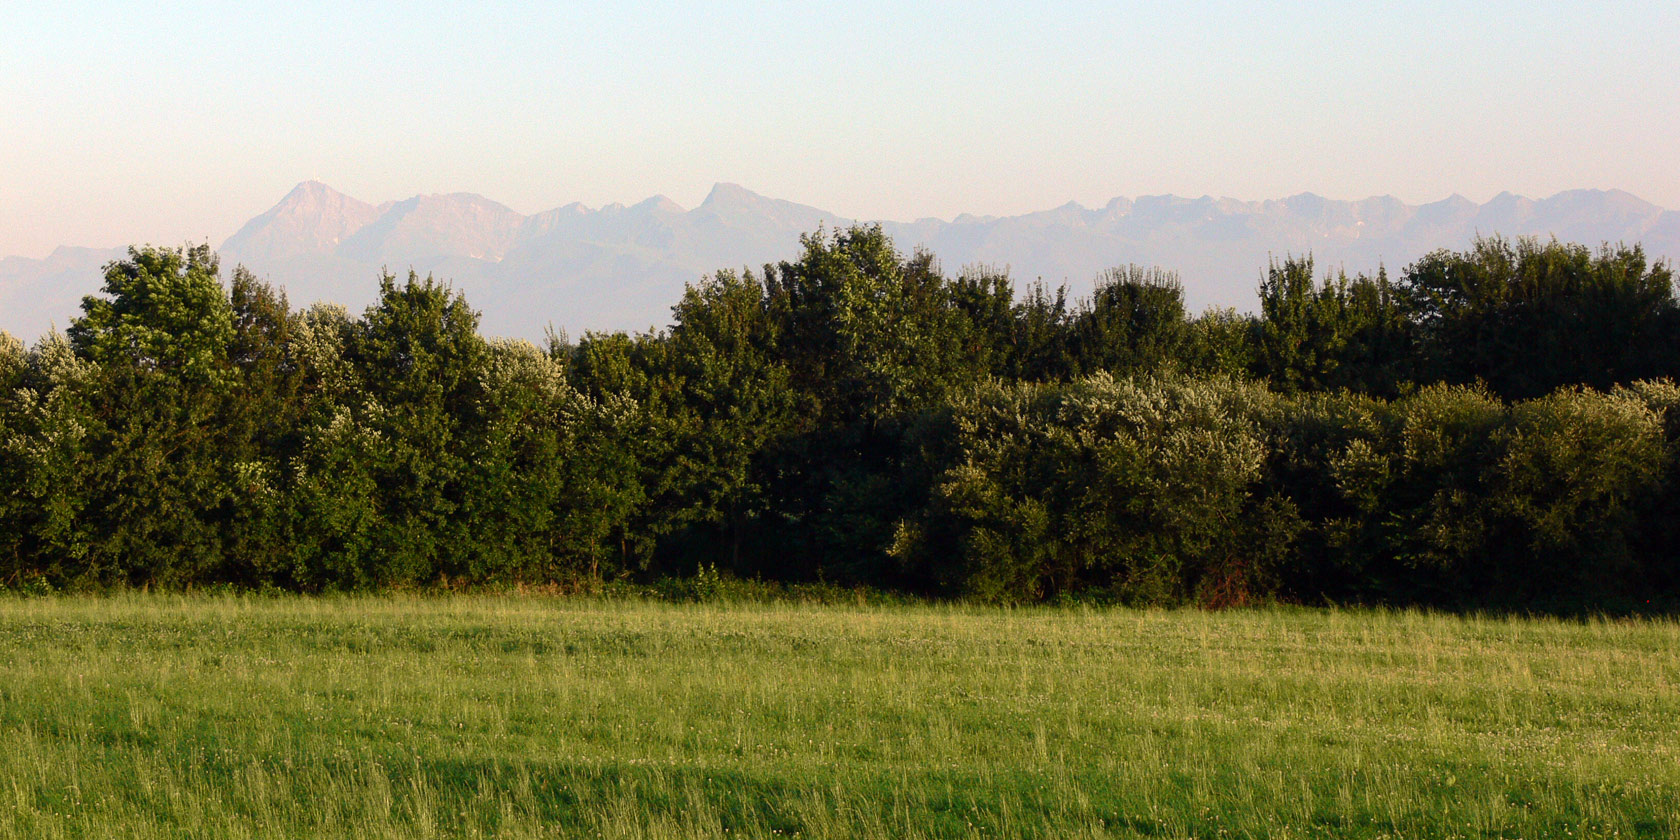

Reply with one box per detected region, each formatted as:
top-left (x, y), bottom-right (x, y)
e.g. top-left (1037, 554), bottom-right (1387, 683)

top-left (291, 303), bottom-right (356, 401)
top-left (286, 402), bottom-right (387, 588)
top-left (481, 338), bottom-right (566, 402)
top-left (0, 331), bottom-right (22, 379)
top-left (1616, 377), bottom-right (1680, 440)
top-left (904, 373), bottom-right (1297, 603)
top-left (1487, 388), bottom-right (1665, 587)
top-left (67, 244), bottom-right (234, 385)
top-left (0, 333), bottom-right (100, 578)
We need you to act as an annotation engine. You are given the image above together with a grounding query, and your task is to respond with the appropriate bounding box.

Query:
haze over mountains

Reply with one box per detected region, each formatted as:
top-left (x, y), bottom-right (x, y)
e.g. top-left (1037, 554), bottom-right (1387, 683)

top-left (4, 182), bottom-right (1679, 342)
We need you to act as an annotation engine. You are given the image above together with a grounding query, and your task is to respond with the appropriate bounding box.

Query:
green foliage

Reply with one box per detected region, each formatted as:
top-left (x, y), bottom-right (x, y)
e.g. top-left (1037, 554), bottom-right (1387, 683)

top-left (57, 246), bottom-right (239, 586)
top-left (1379, 384), bottom-right (1507, 583)
top-left (1180, 306), bottom-right (1259, 378)
top-left (947, 266), bottom-right (1017, 379)
top-left (0, 331), bottom-right (25, 578)
top-left (1066, 266), bottom-right (1190, 377)
top-left (900, 374), bottom-right (1299, 604)
top-left (1269, 384), bottom-right (1506, 604)
top-left (1403, 237), bottom-right (1676, 398)
top-left (564, 329), bottom-right (685, 572)
top-left (68, 245), bottom-right (235, 383)
top-left (549, 386), bottom-right (656, 579)
top-left (1614, 379), bottom-right (1680, 595)
top-left (455, 339), bottom-right (569, 581)
top-left (667, 269), bottom-right (797, 562)
top-left (1256, 256), bottom-right (1411, 394)
top-left (1007, 281), bottom-right (1075, 381)
top-left (345, 273), bottom-right (489, 583)
top-left (220, 269), bottom-right (301, 582)
top-left (0, 331), bottom-right (23, 386)
top-left (767, 226), bottom-right (978, 424)
top-left (1, 333), bottom-right (100, 585)
top-left (1484, 388), bottom-right (1665, 602)
top-left (3, 230), bottom-right (1680, 611)
top-left (285, 403), bottom-right (386, 589)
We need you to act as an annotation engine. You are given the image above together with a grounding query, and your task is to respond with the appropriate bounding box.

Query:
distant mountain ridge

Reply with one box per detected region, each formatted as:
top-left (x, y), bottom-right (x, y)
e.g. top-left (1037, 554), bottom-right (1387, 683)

top-left (4, 182), bottom-right (1678, 342)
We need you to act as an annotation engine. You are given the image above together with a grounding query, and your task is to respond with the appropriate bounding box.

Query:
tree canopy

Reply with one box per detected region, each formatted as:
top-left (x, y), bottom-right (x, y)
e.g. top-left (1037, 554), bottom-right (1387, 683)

top-left (3, 232), bottom-right (1678, 611)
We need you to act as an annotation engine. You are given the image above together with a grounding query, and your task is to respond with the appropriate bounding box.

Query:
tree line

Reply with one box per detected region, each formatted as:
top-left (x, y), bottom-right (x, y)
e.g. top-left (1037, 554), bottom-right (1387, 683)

top-left (2, 228), bottom-right (1677, 609)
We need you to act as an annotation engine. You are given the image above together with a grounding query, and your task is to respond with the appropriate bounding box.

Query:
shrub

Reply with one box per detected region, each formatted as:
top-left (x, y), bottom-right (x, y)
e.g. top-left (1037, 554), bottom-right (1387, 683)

top-left (1484, 387), bottom-right (1665, 604)
top-left (900, 373), bottom-right (1298, 604)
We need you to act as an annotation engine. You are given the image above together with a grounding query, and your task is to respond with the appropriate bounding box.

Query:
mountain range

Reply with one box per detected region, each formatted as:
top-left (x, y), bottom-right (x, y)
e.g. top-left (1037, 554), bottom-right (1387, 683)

top-left (5, 182), bottom-right (1679, 342)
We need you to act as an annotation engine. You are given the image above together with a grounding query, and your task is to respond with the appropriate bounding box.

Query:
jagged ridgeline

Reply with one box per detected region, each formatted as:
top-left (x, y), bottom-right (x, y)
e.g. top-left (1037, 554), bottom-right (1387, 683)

top-left (9, 183), bottom-right (1680, 343)
top-left (2, 228), bottom-right (1678, 610)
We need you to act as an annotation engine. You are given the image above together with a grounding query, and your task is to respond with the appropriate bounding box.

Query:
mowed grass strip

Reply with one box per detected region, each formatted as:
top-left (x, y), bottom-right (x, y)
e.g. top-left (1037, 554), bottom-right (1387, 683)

top-left (0, 596), bottom-right (1676, 839)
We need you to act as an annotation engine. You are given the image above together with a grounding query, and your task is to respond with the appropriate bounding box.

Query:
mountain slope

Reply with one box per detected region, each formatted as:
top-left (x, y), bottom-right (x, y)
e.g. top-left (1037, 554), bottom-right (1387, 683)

top-left (336, 193), bottom-right (524, 267)
top-left (221, 181), bottom-right (383, 263)
top-left (0, 246), bottom-right (127, 339)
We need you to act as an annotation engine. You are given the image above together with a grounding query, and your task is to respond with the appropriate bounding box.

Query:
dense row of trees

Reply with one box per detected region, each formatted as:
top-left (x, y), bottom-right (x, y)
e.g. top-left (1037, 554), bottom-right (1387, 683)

top-left (3, 229), bottom-right (1677, 609)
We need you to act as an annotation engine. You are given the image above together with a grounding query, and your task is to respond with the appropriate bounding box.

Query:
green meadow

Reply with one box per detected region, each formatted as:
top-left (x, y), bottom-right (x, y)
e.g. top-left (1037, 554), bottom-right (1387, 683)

top-left (1, 595), bottom-right (1676, 839)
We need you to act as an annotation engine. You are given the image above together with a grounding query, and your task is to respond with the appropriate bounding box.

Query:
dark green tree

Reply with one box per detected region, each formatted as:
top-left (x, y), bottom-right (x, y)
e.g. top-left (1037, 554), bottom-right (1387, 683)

top-left (343, 272), bottom-right (488, 585)
top-left (947, 265), bottom-right (1018, 380)
top-left (666, 268), bottom-right (797, 567)
top-left (455, 339), bottom-right (569, 581)
top-left (767, 226), bottom-right (974, 425)
top-left (220, 269), bottom-right (302, 582)
top-left (63, 245), bottom-right (237, 586)
top-left (564, 330), bottom-right (682, 575)
top-left (1181, 307), bottom-right (1259, 379)
top-left (1008, 281), bottom-right (1075, 382)
top-left (1402, 238), bottom-right (1675, 399)
top-left (0, 332), bottom-right (34, 580)
top-left (1256, 256), bottom-right (1411, 394)
top-left (1066, 266), bottom-right (1189, 377)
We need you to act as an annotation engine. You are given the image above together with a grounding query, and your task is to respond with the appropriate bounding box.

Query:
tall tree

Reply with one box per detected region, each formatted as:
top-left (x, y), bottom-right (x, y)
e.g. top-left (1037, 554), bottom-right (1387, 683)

top-left (0, 331), bottom-right (31, 580)
top-left (220, 268), bottom-right (302, 581)
top-left (1008, 281), bottom-right (1075, 382)
top-left (344, 272), bottom-right (487, 584)
top-left (455, 338), bottom-right (569, 581)
top-left (1402, 238), bottom-right (1676, 399)
top-left (1066, 265), bottom-right (1189, 377)
top-left (667, 268), bottom-right (797, 566)
top-left (564, 329), bottom-right (680, 575)
top-left (63, 245), bottom-right (237, 585)
top-left (0, 333), bottom-right (102, 586)
top-left (1257, 256), bottom-right (1411, 394)
top-left (767, 225), bottom-right (972, 426)
top-left (759, 227), bottom-right (981, 583)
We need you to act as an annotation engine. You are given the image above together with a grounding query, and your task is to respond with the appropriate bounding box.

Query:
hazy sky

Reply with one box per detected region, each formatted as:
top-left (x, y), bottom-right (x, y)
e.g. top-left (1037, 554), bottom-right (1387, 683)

top-left (3, 0), bottom-right (1677, 258)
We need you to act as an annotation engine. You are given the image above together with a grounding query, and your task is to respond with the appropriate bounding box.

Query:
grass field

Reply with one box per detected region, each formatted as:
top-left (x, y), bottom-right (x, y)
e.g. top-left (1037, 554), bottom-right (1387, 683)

top-left (1, 596), bottom-right (1677, 839)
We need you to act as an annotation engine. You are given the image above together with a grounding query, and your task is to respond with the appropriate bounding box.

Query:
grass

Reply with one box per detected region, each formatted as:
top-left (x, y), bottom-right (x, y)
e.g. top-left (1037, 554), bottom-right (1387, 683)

top-left (0, 595), bottom-right (1677, 838)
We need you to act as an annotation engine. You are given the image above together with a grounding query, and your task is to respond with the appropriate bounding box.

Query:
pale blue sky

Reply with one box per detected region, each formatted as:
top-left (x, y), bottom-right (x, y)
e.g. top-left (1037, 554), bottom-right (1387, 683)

top-left (3, 0), bottom-right (1677, 257)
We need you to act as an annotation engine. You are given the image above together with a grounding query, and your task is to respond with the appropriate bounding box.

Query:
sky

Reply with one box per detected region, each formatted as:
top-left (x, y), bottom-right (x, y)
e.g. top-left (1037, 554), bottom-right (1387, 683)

top-left (2, 0), bottom-right (1678, 259)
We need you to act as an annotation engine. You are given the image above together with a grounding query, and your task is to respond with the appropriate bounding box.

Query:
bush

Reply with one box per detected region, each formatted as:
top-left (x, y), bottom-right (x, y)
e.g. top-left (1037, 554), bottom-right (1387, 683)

top-left (1484, 387), bottom-right (1665, 604)
top-left (900, 373), bottom-right (1299, 605)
